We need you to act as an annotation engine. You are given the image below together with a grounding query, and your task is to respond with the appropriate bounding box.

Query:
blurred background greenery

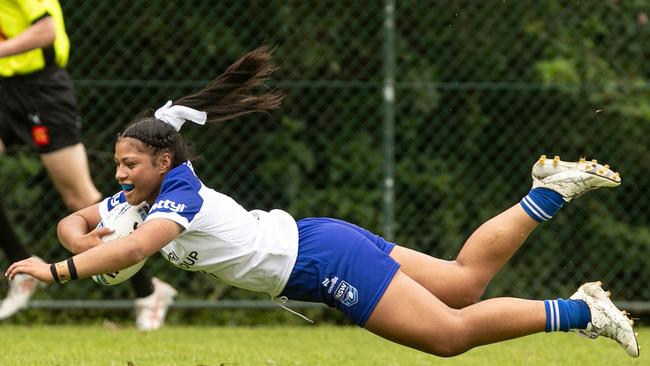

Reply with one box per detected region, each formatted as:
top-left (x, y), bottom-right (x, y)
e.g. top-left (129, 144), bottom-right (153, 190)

top-left (1, 1), bottom-right (649, 322)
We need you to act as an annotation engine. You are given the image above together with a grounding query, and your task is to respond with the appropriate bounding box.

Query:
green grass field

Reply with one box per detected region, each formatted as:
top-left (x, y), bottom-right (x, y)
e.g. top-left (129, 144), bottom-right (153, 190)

top-left (1, 324), bottom-right (646, 365)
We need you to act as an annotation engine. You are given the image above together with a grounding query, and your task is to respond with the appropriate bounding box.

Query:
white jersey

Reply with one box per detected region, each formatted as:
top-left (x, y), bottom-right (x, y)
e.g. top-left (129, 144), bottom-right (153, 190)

top-left (100, 162), bottom-right (299, 297)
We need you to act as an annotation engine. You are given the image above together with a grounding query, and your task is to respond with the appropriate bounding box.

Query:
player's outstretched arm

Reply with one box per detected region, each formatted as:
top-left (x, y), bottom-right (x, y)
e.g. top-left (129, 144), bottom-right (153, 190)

top-left (4, 257), bottom-right (51, 283)
top-left (57, 203), bottom-right (112, 254)
top-left (7, 218), bottom-right (182, 283)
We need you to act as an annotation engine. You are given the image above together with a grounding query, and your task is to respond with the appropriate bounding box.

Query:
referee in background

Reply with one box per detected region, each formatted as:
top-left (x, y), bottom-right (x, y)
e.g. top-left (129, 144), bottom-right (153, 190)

top-left (0, 0), bottom-right (176, 330)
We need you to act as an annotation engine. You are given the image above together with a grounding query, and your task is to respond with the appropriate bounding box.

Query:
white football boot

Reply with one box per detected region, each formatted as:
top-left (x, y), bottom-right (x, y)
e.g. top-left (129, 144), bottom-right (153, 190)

top-left (570, 281), bottom-right (639, 358)
top-left (135, 277), bottom-right (177, 331)
top-left (531, 155), bottom-right (621, 202)
top-left (0, 273), bottom-right (41, 319)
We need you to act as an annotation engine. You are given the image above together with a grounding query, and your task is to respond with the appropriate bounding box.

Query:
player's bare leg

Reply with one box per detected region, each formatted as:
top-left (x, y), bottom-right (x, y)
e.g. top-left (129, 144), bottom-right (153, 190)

top-left (391, 156), bottom-right (621, 308)
top-left (365, 271), bottom-right (638, 358)
top-left (391, 205), bottom-right (536, 308)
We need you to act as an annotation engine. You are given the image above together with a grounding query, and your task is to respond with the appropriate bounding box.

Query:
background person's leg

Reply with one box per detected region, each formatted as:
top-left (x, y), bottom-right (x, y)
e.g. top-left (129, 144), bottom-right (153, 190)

top-left (0, 135), bottom-right (42, 319)
top-left (0, 204), bottom-right (42, 320)
top-left (0, 206), bottom-right (31, 263)
top-left (134, 276), bottom-right (177, 331)
top-left (0, 199), bottom-right (43, 319)
top-left (39, 143), bottom-right (101, 210)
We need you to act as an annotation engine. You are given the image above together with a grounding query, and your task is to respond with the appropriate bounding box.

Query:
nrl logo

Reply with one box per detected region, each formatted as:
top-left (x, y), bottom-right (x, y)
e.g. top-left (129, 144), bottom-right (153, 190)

top-left (334, 280), bottom-right (358, 307)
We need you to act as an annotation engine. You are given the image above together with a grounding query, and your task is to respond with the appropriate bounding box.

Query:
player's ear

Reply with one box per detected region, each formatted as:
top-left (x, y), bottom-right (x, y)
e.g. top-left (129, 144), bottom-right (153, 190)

top-left (157, 152), bottom-right (173, 173)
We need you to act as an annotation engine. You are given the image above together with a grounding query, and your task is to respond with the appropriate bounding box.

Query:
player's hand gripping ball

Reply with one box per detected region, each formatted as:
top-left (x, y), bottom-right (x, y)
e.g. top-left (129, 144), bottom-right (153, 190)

top-left (92, 203), bottom-right (148, 286)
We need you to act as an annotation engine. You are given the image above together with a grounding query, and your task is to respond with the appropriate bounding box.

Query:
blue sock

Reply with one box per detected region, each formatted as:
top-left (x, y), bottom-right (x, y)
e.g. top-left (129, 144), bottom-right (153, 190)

top-left (544, 299), bottom-right (591, 332)
top-left (520, 188), bottom-right (564, 222)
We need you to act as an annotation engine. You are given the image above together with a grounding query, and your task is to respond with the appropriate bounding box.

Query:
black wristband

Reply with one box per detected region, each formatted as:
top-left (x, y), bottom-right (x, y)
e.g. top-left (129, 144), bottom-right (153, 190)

top-left (67, 258), bottom-right (78, 280)
top-left (50, 263), bottom-right (60, 283)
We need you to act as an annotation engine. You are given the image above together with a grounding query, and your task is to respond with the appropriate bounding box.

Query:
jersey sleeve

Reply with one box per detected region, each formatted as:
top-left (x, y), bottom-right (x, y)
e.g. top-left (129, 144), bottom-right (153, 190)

top-left (146, 170), bottom-right (203, 230)
top-left (16, 0), bottom-right (51, 23)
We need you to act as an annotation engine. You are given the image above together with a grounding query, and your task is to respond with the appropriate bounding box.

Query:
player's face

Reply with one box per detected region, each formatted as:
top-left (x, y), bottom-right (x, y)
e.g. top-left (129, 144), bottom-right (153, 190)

top-left (114, 138), bottom-right (170, 205)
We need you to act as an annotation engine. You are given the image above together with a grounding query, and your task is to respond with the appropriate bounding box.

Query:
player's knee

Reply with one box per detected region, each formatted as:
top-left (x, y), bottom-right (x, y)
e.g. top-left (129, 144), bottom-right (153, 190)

top-left (423, 312), bottom-right (472, 357)
top-left (430, 345), bottom-right (468, 358)
top-left (449, 261), bottom-right (486, 307)
top-left (463, 286), bottom-right (484, 306)
top-left (425, 334), bottom-right (471, 357)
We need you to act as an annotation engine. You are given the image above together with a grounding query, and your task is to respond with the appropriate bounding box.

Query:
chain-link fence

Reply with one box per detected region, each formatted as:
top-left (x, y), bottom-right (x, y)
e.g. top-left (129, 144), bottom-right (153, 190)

top-left (2, 1), bottom-right (650, 313)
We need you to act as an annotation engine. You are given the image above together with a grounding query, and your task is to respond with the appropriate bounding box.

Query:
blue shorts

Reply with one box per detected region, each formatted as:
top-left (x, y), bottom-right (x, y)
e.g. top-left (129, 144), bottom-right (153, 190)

top-left (279, 217), bottom-right (400, 326)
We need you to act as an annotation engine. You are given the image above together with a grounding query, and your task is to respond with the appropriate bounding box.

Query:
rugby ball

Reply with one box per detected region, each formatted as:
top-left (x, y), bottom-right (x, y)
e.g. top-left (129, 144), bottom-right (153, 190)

top-left (92, 202), bottom-right (149, 286)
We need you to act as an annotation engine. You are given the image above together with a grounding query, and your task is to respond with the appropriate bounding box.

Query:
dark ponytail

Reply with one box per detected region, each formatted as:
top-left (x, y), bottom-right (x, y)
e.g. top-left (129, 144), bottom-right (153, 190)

top-left (119, 45), bottom-right (285, 167)
top-left (175, 45), bottom-right (285, 125)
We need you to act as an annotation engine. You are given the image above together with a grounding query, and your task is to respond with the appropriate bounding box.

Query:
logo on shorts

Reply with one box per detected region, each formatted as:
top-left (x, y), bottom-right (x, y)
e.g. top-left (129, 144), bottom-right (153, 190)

top-left (27, 114), bottom-right (49, 146)
top-left (31, 125), bottom-right (50, 146)
top-left (326, 276), bottom-right (339, 294)
top-left (334, 280), bottom-right (358, 307)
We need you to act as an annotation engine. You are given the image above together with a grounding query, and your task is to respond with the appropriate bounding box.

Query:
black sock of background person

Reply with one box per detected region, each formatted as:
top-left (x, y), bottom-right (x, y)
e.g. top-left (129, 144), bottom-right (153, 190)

top-left (130, 268), bottom-right (155, 298)
top-left (0, 206), bottom-right (30, 262)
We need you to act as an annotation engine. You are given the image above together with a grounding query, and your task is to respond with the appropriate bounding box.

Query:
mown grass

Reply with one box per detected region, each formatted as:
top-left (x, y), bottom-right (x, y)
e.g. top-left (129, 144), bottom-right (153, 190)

top-left (0, 324), bottom-right (646, 366)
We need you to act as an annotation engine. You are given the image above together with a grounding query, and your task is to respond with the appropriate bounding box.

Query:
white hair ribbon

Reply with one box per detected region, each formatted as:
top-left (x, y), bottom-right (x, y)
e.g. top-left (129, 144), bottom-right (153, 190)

top-left (154, 100), bottom-right (207, 131)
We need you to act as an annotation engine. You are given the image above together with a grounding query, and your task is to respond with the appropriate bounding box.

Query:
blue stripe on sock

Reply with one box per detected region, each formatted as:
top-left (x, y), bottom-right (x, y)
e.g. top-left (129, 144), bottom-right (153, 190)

top-left (520, 198), bottom-right (546, 222)
top-left (521, 188), bottom-right (564, 222)
top-left (544, 298), bottom-right (591, 332)
top-left (544, 300), bottom-right (554, 332)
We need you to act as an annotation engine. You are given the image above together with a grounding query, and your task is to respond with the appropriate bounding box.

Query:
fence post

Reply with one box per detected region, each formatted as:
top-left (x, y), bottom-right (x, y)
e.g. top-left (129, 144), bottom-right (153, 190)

top-left (382, 0), bottom-right (396, 240)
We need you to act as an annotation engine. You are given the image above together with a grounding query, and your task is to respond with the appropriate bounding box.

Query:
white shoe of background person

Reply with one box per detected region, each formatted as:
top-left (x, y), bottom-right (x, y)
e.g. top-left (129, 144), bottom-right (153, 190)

top-left (570, 281), bottom-right (639, 358)
top-left (531, 155), bottom-right (621, 202)
top-left (135, 277), bottom-right (177, 331)
top-left (0, 272), bottom-right (42, 320)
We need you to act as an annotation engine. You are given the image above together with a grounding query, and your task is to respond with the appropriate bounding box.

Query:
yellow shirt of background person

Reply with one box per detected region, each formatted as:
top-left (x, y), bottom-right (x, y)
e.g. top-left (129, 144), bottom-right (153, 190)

top-left (0, 0), bottom-right (69, 76)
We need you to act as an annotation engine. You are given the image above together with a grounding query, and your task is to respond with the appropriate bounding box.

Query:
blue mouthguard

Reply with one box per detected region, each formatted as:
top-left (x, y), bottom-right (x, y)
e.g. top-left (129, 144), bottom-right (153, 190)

top-left (121, 184), bottom-right (135, 191)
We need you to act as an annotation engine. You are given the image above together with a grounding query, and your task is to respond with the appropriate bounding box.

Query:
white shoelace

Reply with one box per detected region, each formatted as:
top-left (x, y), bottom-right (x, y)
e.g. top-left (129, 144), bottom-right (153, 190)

top-left (271, 296), bottom-right (314, 323)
